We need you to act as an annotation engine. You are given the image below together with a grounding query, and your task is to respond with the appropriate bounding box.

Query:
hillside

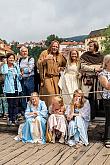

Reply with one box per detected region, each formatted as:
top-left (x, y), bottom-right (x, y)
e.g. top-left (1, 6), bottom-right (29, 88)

top-left (63, 35), bottom-right (88, 42)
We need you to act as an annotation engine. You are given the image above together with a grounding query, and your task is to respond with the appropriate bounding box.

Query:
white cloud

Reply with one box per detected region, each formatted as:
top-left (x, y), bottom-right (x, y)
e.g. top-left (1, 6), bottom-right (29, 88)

top-left (0, 0), bottom-right (110, 42)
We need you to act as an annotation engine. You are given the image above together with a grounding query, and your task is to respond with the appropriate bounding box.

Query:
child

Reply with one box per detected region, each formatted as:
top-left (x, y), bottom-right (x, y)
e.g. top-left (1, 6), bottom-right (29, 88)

top-left (14, 92), bottom-right (48, 144)
top-left (47, 96), bottom-right (67, 143)
top-left (66, 89), bottom-right (90, 147)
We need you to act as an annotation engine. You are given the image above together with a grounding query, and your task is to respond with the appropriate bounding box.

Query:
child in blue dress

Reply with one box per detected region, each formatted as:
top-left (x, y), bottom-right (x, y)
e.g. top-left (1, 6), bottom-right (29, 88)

top-left (14, 92), bottom-right (48, 144)
top-left (65, 89), bottom-right (90, 147)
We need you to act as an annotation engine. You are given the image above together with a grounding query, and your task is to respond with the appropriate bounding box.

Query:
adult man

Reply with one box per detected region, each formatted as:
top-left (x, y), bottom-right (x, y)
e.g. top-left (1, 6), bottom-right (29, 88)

top-left (38, 40), bottom-right (67, 107)
top-left (19, 46), bottom-right (35, 109)
top-left (80, 40), bottom-right (104, 120)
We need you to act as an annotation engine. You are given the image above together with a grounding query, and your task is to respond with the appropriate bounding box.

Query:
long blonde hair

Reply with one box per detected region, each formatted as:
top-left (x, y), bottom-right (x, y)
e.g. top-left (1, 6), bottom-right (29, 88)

top-left (47, 40), bottom-right (60, 55)
top-left (52, 96), bottom-right (66, 113)
top-left (67, 49), bottom-right (79, 66)
top-left (70, 89), bottom-right (85, 113)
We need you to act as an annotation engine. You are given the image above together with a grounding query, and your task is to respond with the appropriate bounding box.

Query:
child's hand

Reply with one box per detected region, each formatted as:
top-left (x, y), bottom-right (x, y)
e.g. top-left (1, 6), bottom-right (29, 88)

top-left (20, 68), bottom-right (24, 76)
top-left (67, 114), bottom-right (73, 121)
top-left (57, 111), bottom-right (64, 115)
top-left (33, 112), bottom-right (38, 116)
top-left (3, 58), bottom-right (7, 64)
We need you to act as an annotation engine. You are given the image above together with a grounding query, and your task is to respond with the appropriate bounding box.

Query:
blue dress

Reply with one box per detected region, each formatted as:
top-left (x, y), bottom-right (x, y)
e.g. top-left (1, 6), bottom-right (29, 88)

top-left (66, 99), bottom-right (90, 146)
top-left (21, 100), bottom-right (48, 144)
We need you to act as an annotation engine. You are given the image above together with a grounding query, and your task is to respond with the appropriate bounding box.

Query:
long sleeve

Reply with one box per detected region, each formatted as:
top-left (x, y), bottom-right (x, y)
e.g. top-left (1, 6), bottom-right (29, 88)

top-left (37, 100), bottom-right (48, 119)
top-left (80, 100), bottom-right (91, 122)
top-left (25, 101), bottom-right (48, 119)
top-left (25, 103), bottom-right (33, 119)
top-left (37, 50), bottom-right (48, 66)
top-left (1, 64), bottom-right (9, 74)
top-left (37, 50), bottom-right (48, 81)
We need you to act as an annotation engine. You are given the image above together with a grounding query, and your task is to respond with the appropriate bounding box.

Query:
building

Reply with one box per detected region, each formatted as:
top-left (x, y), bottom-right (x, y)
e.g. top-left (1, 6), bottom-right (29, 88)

top-left (0, 40), bottom-right (13, 61)
top-left (16, 40), bottom-right (46, 49)
top-left (60, 41), bottom-right (85, 58)
top-left (85, 28), bottom-right (106, 51)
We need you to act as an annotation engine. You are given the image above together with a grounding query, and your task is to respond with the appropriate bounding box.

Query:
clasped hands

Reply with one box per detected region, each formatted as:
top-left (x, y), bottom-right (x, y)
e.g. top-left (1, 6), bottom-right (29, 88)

top-left (30, 111), bottom-right (38, 117)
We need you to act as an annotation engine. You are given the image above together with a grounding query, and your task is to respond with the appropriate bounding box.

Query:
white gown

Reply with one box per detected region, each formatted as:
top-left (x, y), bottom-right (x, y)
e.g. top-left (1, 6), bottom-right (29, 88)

top-left (58, 64), bottom-right (79, 104)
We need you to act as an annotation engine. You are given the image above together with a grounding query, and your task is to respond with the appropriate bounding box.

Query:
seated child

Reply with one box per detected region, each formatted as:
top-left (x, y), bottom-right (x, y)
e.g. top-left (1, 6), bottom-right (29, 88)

top-left (14, 92), bottom-right (48, 144)
top-left (47, 96), bottom-right (67, 143)
top-left (65, 89), bottom-right (90, 147)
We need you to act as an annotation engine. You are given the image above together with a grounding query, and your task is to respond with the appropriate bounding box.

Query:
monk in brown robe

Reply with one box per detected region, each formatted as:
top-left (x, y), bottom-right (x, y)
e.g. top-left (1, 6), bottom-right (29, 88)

top-left (37, 40), bottom-right (66, 107)
top-left (80, 40), bottom-right (104, 120)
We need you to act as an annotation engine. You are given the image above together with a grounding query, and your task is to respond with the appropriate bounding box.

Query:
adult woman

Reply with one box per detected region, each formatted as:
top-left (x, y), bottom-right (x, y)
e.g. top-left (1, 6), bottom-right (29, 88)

top-left (47, 96), bottom-right (67, 143)
top-left (1, 53), bottom-right (22, 125)
top-left (99, 55), bottom-right (110, 148)
top-left (80, 40), bottom-right (103, 120)
top-left (66, 89), bottom-right (90, 147)
top-left (38, 40), bottom-right (66, 107)
top-left (58, 49), bottom-right (80, 104)
top-left (14, 92), bottom-right (48, 144)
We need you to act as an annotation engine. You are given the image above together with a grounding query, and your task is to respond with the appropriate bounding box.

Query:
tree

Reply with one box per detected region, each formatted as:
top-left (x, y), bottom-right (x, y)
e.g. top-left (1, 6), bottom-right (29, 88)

top-left (101, 25), bottom-right (110, 55)
top-left (2, 40), bottom-right (7, 44)
top-left (0, 38), bottom-right (7, 44)
top-left (28, 46), bottom-right (45, 61)
top-left (45, 34), bottom-right (63, 47)
top-left (11, 42), bottom-right (19, 55)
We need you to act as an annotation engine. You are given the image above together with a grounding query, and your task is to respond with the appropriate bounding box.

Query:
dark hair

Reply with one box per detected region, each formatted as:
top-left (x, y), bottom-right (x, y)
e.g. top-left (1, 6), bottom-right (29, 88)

top-left (88, 40), bottom-right (99, 52)
top-left (47, 40), bottom-right (60, 55)
top-left (6, 53), bottom-right (15, 60)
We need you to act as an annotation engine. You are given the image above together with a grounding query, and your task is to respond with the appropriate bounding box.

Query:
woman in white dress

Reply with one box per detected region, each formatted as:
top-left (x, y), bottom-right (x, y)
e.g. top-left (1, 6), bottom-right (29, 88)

top-left (58, 49), bottom-right (81, 105)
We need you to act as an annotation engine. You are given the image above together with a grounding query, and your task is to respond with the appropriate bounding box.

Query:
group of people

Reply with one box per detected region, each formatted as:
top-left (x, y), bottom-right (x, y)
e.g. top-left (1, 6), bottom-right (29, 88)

top-left (0, 46), bottom-right (40, 125)
top-left (14, 90), bottom-right (90, 148)
top-left (0, 39), bottom-right (110, 148)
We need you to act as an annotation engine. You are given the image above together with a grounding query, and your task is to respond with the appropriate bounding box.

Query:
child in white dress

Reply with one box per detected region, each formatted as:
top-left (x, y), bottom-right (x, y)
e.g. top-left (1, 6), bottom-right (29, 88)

top-left (47, 96), bottom-right (67, 143)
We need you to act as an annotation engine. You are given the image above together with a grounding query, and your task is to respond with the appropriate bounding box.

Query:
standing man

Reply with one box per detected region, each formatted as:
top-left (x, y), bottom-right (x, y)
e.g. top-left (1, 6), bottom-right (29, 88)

top-left (19, 46), bottom-right (35, 110)
top-left (80, 40), bottom-right (103, 120)
top-left (38, 40), bottom-right (67, 107)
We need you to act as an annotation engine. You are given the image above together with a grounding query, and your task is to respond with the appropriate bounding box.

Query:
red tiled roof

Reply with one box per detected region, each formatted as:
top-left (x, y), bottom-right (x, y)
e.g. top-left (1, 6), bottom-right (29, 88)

top-left (62, 47), bottom-right (85, 51)
top-left (60, 41), bottom-right (84, 45)
top-left (61, 41), bottom-right (78, 45)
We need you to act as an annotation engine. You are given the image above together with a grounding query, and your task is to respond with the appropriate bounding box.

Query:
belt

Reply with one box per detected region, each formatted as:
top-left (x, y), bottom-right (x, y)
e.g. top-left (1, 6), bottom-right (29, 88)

top-left (45, 73), bottom-right (59, 78)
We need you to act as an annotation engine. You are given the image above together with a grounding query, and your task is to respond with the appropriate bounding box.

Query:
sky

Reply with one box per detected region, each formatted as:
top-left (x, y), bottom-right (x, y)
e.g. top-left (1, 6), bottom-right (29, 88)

top-left (0, 0), bottom-right (110, 43)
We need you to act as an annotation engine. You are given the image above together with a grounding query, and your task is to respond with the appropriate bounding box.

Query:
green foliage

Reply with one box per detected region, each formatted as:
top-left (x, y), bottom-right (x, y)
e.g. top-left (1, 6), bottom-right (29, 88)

top-left (11, 41), bottom-right (45, 61)
top-left (45, 34), bottom-right (63, 47)
top-left (0, 38), bottom-right (7, 44)
top-left (11, 42), bottom-right (19, 55)
top-left (28, 46), bottom-right (46, 61)
top-left (2, 40), bottom-right (7, 44)
top-left (101, 25), bottom-right (110, 55)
